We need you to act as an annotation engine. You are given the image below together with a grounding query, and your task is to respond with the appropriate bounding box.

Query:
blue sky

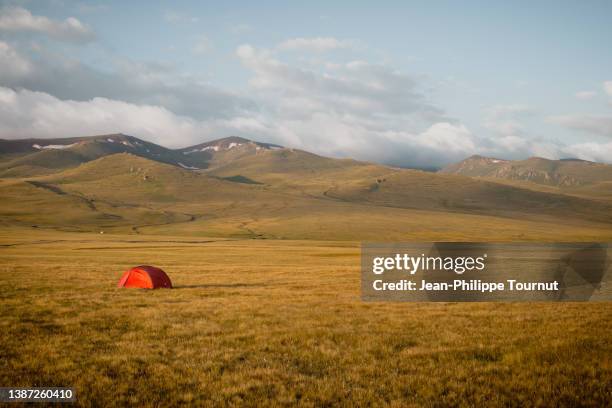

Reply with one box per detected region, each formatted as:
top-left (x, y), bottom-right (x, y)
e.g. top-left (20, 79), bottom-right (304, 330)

top-left (1, 0), bottom-right (611, 166)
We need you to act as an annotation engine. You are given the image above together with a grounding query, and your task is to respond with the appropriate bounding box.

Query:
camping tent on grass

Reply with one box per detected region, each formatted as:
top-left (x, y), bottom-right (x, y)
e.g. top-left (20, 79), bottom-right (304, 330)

top-left (117, 265), bottom-right (172, 289)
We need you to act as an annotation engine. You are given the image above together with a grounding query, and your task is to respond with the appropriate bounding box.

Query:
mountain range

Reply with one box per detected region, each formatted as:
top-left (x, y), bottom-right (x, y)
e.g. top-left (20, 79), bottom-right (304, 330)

top-left (0, 134), bottom-right (285, 177)
top-left (1, 134), bottom-right (611, 241)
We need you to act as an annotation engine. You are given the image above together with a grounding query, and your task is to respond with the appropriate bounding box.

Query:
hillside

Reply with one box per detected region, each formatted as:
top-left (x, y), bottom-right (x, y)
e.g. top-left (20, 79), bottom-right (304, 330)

top-left (1, 134), bottom-right (612, 241)
top-left (0, 134), bottom-right (288, 177)
top-left (325, 169), bottom-right (612, 225)
top-left (440, 155), bottom-right (612, 187)
top-left (176, 136), bottom-right (283, 170)
top-left (0, 151), bottom-right (610, 241)
top-left (205, 147), bottom-right (384, 193)
top-left (0, 134), bottom-right (183, 177)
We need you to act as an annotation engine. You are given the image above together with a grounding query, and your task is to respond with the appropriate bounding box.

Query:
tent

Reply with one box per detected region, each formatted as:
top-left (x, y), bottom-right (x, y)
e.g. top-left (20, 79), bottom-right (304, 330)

top-left (117, 265), bottom-right (172, 289)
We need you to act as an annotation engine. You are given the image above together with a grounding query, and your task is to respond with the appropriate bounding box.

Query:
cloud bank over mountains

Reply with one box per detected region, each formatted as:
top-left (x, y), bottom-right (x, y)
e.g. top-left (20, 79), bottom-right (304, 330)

top-left (0, 5), bottom-right (611, 166)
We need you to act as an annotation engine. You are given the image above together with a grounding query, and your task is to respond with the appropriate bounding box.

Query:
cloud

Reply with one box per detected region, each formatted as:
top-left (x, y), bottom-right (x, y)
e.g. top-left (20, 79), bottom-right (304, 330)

top-left (0, 41), bottom-right (253, 121)
top-left (0, 6), bottom-right (94, 42)
top-left (2, 32), bottom-right (612, 166)
top-left (604, 81), bottom-right (612, 97)
top-left (548, 114), bottom-right (612, 137)
top-left (561, 141), bottom-right (612, 162)
top-left (418, 123), bottom-right (476, 154)
top-left (236, 44), bottom-right (444, 122)
top-left (575, 91), bottom-right (597, 100)
top-left (546, 81), bottom-right (612, 141)
top-left (0, 41), bottom-right (32, 79)
top-left (0, 40), bottom-right (475, 167)
top-left (0, 86), bottom-right (207, 147)
top-left (482, 104), bottom-right (534, 137)
top-left (277, 37), bottom-right (353, 52)
top-left (478, 104), bottom-right (612, 162)
top-left (233, 44), bottom-right (492, 166)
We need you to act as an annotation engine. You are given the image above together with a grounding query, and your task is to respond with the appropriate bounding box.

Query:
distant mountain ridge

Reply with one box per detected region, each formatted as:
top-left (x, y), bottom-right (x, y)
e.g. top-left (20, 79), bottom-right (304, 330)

top-left (177, 136), bottom-right (282, 154)
top-left (439, 154), bottom-right (612, 187)
top-left (2, 135), bottom-right (612, 190)
top-left (0, 134), bottom-right (286, 177)
top-left (1, 135), bottom-right (612, 240)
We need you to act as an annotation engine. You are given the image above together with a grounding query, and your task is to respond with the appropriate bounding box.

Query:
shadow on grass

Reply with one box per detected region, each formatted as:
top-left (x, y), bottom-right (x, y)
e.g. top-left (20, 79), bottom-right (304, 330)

top-left (173, 283), bottom-right (266, 289)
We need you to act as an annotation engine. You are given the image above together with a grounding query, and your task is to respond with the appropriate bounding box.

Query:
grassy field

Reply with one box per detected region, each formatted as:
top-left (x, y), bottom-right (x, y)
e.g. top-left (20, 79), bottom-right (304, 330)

top-left (1, 230), bottom-right (611, 406)
top-left (2, 153), bottom-right (612, 242)
top-left (1, 149), bottom-right (611, 405)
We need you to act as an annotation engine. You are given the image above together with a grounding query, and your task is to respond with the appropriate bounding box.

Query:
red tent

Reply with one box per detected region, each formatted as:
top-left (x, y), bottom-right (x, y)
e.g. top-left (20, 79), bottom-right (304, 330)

top-left (117, 265), bottom-right (172, 289)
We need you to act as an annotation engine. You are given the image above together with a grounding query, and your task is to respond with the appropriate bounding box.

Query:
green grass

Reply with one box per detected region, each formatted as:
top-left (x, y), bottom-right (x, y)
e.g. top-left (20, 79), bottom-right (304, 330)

top-left (0, 230), bottom-right (610, 406)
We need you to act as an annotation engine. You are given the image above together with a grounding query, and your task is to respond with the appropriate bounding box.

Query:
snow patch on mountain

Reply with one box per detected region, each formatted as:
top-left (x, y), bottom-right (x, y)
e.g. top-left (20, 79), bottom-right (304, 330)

top-left (178, 162), bottom-right (199, 170)
top-left (33, 143), bottom-right (77, 150)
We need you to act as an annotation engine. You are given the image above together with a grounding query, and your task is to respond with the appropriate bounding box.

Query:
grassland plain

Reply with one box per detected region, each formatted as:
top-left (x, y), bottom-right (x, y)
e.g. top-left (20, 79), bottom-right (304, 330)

top-left (1, 229), bottom-right (611, 407)
top-left (1, 142), bottom-right (612, 406)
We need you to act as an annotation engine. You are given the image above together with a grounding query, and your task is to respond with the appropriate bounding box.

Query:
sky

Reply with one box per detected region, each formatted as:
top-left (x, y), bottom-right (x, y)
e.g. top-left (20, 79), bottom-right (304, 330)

top-left (0, 0), bottom-right (611, 167)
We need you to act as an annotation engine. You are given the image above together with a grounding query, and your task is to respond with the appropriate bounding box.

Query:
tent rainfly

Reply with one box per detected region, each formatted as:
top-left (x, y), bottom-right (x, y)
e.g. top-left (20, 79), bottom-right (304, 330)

top-left (117, 265), bottom-right (172, 289)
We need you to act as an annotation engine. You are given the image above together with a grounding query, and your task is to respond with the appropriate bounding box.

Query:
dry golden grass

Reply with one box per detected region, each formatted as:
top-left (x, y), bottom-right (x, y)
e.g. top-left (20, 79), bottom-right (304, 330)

top-left (1, 230), bottom-right (611, 406)
top-left (2, 153), bottom-right (612, 243)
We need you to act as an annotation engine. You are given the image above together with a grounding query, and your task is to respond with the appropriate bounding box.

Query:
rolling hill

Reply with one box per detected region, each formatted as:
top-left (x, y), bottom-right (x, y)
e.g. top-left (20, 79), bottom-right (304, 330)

top-left (0, 134), bottom-right (288, 176)
top-left (1, 134), bottom-right (612, 241)
top-left (0, 134), bottom-right (182, 177)
top-left (176, 136), bottom-right (283, 170)
top-left (440, 155), bottom-right (612, 187)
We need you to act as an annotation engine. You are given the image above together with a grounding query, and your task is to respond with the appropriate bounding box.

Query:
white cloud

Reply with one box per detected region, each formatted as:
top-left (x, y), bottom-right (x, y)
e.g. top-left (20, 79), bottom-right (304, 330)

top-left (2, 33), bottom-right (612, 166)
top-left (575, 91), bottom-right (597, 100)
top-left (236, 44), bottom-right (443, 121)
top-left (0, 6), bottom-right (93, 42)
top-left (604, 81), bottom-right (612, 97)
top-left (0, 87), bottom-right (207, 146)
top-left (546, 81), bottom-right (612, 142)
top-left (548, 114), bottom-right (612, 138)
top-left (419, 123), bottom-right (476, 154)
top-left (482, 104), bottom-right (534, 137)
top-left (561, 141), bottom-right (612, 162)
top-left (0, 41), bottom-right (32, 79)
top-left (233, 44), bottom-right (497, 166)
top-left (0, 42), bottom-right (253, 121)
top-left (277, 37), bottom-right (353, 52)
top-left (2, 76), bottom-right (612, 165)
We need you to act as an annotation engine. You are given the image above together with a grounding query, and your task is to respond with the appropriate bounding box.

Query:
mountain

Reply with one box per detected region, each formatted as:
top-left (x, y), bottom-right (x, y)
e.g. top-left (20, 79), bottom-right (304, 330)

top-left (206, 146), bottom-right (375, 187)
top-left (1, 134), bottom-right (612, 241)
top-left (440, 155), bottom-right (612, 188)
top-left (0, 134), bottom-right (285, 177)
top-left (0, 134), bottom-right (183, 177)
top-left (175, 136), bottom-right (283, 170)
